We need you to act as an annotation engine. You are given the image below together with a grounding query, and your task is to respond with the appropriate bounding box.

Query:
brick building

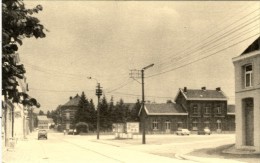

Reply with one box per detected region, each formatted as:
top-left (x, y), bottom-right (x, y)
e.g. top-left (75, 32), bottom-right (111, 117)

top-left (142, 87), bottom-right (235, 134)
top-left (60, 94), bottom-right (81, 130)
top-left (232, 36), bottom-right (260, 152)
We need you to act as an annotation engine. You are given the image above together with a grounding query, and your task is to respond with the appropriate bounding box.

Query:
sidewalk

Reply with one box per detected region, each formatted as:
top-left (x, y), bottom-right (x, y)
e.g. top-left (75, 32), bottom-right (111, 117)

top-left (2, 132), bottom-right (41, 163)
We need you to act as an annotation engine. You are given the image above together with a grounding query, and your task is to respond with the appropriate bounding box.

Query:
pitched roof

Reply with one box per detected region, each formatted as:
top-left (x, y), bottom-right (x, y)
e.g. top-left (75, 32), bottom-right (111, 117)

top-left (179, 88), bottom-right (227, 100)
top-left (144, 103), bottom-right (187, 115)
top-left (62, 95), bottom-right (81, 107)
top-left (37, 115), bottom-right (48, 121)
top-left (227, 104), bottom-right (235, 115)
top-left (241, 36), bottom-right (260, 55)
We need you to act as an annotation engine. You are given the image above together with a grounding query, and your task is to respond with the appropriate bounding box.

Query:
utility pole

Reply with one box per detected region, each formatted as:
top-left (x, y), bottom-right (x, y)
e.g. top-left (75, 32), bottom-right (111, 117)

top-left (130, 63), bottom-right (154, 144)
top-left (96, 83), bottom-right (102, 140)
top-left (141, 69), bottom-right (145, 144)
top-left (88, 77), bottom-right (102, 140)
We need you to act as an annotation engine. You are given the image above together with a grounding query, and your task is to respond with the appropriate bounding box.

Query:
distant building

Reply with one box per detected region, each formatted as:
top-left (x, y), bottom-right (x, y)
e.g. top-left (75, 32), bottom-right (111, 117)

top-left (60, 94), bottom-right (81, 130)
top-left (232, 36), bottom-right (260, 152)
top-left (141, 87), bottom-right (235, 134)
top-left (37, 116), bottom-right (49, 130)
top-left (175, 87), bottom-right (235, 132)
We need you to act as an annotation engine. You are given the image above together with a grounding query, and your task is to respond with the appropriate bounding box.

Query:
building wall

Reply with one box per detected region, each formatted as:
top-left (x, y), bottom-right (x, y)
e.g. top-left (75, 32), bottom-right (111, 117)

top-left (61, 106), bottom-right (78, 130)
top-left (185, 100), bottom-right (233, 132)
top-left (144, 115), bottom-right (188, 134)
top-left (233, 51), bottom-right (260, 152)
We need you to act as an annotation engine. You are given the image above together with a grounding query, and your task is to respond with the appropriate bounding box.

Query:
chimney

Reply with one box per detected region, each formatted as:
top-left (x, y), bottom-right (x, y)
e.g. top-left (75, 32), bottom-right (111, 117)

top-left (201, 87), bottom-right (206, 91)
top-left (184, 87), bottom-right (187, 92)
top-left (69, 96), bottom-right (72, 100)
top-left (216, 87), bottom-right (221, 91)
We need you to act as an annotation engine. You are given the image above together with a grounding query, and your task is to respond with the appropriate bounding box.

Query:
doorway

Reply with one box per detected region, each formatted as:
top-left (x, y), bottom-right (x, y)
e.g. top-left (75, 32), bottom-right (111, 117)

top-left (244, 98), bottom-right (254, 146)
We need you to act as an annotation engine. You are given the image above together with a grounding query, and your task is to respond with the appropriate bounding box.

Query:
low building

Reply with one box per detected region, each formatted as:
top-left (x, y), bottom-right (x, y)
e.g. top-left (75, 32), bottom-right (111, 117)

top-left (141, 87), bottom-right (235, 134)
top-left (143, 103), bottom-right (188, 134)
top-left (232, 36), bottom-right (260, 152)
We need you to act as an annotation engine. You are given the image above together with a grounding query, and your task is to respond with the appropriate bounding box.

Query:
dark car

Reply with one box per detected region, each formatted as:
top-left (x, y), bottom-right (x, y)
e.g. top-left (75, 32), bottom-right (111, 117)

top-left (198, 128), bottom-right (211, 135)
top-left (38, 130), bottom-right (48, 140)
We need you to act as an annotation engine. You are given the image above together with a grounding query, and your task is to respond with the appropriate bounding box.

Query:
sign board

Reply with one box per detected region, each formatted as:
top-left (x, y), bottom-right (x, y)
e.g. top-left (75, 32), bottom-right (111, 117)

top-left (112, 123), bottom-right (125, 133)
top-left (126, 122), bottom-right (139, 133)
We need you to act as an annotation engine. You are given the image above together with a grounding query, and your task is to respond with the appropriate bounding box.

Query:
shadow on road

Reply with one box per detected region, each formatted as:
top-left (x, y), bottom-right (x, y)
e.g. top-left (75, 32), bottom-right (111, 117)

top-left (187, 144), bottom-right (260, 163)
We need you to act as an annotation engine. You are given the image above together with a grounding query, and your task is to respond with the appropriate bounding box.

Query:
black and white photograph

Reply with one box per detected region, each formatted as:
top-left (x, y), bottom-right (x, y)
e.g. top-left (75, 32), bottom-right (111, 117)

top-left (1, 0), bottom-right (260, 162)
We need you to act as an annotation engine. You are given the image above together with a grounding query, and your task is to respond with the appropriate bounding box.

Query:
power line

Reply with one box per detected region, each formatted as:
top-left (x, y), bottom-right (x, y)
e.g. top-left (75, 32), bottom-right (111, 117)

top-left (158, 24), bottom-right (260, 72)
top-left (155, 13), bottom-right (260, 71)
top-left (154, 6), bottom-right (260, 67)
top-left (106, 80), bottom-right (133, 93)
top-left (146, 33), bottom-right (260, 78)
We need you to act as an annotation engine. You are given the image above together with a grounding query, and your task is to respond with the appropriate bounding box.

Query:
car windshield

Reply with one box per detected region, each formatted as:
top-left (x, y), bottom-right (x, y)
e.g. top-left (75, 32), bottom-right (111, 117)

top-left (39, 130), bottom-right (46, 133)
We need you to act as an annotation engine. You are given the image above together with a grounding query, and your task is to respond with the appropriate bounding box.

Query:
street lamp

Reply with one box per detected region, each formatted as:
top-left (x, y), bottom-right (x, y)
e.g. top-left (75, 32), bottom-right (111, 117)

top-left (87, 76), bottom-right (102, 140)
top-left (141, 63), bottom-right (154, 144)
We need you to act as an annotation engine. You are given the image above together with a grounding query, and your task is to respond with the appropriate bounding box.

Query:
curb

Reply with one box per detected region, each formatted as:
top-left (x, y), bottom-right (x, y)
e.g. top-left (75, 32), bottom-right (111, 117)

top-left (177, 154), bottom-right (245, 163)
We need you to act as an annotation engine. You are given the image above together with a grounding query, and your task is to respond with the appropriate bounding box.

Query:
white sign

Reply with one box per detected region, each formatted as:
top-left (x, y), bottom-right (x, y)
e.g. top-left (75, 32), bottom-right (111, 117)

top-left (112, 123), bottom-right (125, 133)
top-left (126, 122), bottom-right (139, 133)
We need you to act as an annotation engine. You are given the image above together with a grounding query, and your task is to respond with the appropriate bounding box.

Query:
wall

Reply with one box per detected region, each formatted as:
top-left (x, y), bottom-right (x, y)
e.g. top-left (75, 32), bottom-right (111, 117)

top-left (233, 51), bottom-right (260, 152)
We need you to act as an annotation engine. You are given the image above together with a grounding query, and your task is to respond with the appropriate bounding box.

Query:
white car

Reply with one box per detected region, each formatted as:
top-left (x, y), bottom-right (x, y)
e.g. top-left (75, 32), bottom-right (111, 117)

top-left (176, 129), bottom-right (190, 135)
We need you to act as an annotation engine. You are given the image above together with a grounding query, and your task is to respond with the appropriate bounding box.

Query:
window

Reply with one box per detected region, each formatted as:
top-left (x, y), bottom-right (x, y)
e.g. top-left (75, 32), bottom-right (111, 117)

top-left (165, 120), bottom-right (171, 130)
top-left (152, 119), bottom-right (158, 130)
top-left (66, 112), bottom-right (70, 119)
top-left (192, 121), bottom-right (198, 130)
top-left (245, 64), bottom-right (253, 87)
top-left (204, 105), bottom-right (210, 114)
top-left (193, 105), bottom-right (198, 114)
top-left (177, 121), bottom-right (183, 130)
top-left (216, 105), bottom-right (222, 114)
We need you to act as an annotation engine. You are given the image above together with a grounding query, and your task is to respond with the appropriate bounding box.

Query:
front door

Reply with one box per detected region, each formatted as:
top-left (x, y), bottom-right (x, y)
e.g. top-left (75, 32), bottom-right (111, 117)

top-left (165, 120), bottom-right (171, 133)
top-left (244, 98), bottom-right (254, 146)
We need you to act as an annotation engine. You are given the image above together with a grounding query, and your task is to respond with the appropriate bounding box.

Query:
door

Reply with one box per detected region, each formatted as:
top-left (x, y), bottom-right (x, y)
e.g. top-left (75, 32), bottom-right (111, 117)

top-left (165, 120), bottom-right (171, 133)
top-left (244, 98), bottom-right (254, 146)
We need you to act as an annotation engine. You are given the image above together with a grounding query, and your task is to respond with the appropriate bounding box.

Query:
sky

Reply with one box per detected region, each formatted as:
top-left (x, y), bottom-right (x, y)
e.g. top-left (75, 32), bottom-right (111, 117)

top-left (19, 1), bottom-right (260, 113)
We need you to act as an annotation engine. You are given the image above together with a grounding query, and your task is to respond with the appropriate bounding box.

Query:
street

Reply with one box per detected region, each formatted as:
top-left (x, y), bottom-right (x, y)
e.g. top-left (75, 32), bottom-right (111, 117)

top-left (3, 130), bottom-right (196, 163)
top-left (2, 130), bottom-right (245, 163)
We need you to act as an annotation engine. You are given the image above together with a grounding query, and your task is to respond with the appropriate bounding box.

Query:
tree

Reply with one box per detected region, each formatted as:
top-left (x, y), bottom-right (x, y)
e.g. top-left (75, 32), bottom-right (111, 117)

top-left (46, 110), bottom-right (51, 118)
top-left (74, 92), bottom-right (90, 127)
top-left (106, 97), bottom-right (114, 131)
top-left (88, 99), bottom-right (96, 131)
top-left (166, 100), bottom-right (173, 104)
top-left (39, 110), bottom-right (44, 115)
top-left (129, 99), bottom-right (141, 122)
top-left (99, 96), bottom-right (109, 131)
top-left (2, 0), bottom-right (46, 105)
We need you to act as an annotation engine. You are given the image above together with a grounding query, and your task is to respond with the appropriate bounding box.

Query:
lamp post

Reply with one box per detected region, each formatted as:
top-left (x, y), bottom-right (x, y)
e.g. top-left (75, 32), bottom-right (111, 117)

top-left (141, 63), bottom-right (154, 144)
top-left (87, 77), bottom-right (102, 140)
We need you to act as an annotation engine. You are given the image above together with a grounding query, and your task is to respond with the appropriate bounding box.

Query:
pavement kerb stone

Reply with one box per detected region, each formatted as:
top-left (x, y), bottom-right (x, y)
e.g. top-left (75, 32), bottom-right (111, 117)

top-left (178, 154), bottom-right (245, 163)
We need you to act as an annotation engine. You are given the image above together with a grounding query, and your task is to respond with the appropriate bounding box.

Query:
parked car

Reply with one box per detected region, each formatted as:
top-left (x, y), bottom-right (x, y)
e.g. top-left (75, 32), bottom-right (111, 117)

top-left (38, 130), bottom-right (47, 140)
top-left (198, 128), bottom-right (211, 135)
top-left (68, 129), bottom-right (77, 135)
top-left (176, 129), bottom-right (190, 135)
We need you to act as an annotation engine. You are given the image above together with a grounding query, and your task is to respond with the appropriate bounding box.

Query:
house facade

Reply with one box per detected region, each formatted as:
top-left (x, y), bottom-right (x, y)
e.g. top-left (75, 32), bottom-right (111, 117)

top-left (37, 115), bottom-right (49, 130)
top-left (60, 94), bottom-right (81, 130)
top-left (232, 36), bottom-right (260, 152)
top-left (143, 103), bottom-right (188, 134)
top-left (142, 87), bottom-right (235, 134)
top-left (175, 87), bottom-right (235, 132)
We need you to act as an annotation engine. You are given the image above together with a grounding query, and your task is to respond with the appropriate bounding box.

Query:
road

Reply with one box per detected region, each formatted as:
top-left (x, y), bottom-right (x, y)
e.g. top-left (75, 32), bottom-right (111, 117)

top-left (3, 130), bottom-right (197, 163)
